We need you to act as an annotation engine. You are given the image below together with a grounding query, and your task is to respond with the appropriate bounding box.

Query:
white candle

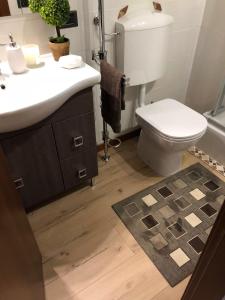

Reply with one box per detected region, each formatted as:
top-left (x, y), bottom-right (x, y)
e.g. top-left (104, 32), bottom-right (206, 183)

top-left (22, 44), bottom-right (40, 67)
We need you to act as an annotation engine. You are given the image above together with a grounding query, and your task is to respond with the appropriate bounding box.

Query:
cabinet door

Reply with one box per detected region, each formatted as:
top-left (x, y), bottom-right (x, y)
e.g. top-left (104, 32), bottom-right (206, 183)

top-left (1, 125), bottom-right (64, 210)
top-left (53, 113), bottom-right (96, 160)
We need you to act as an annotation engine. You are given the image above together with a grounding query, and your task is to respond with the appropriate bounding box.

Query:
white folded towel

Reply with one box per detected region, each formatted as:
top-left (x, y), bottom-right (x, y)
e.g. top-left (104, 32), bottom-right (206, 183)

top-left (58, 54), bottom-right (83, 69)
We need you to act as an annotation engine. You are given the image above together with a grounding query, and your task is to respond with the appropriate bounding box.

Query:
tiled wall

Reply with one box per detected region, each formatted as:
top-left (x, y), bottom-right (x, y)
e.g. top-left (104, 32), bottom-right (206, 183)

top-left (0, 0), bottom-right (206, 144)
top-left (186, 0), bottom-right (225, 114)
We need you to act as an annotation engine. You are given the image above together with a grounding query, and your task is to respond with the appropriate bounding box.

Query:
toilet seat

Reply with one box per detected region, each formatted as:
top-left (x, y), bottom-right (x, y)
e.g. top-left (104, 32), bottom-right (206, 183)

top-left (147, 125), bottom-right (205, 143)
top-left (136, 99), bottom-right (208, 141)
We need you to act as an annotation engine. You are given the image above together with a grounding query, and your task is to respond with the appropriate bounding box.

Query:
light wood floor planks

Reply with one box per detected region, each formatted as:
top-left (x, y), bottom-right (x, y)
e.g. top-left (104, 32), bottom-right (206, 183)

top-left (28, 138), bottom-right (220, 300)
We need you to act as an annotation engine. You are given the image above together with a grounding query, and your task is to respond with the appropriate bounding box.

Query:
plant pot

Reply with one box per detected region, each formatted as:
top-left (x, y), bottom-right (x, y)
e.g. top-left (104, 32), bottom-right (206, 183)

top-left (48, 39), bottom-right (70, 61)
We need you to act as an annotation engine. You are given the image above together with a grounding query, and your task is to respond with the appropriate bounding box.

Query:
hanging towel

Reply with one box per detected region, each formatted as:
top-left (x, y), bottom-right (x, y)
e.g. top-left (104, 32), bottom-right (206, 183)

top-left (100, 60), bottom-right (126, 133)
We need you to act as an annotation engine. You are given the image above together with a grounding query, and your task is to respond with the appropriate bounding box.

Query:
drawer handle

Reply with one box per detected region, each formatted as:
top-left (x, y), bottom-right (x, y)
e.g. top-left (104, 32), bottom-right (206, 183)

top-left (73, 136), bottom-right (84, 148)
top-left (14, 178), bottom-right (24, 190)
top-left (78, 169), bottom-right (87, 179)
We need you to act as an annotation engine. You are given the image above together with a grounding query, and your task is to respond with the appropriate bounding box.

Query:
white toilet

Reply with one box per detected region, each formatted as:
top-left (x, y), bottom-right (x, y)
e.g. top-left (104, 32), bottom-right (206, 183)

top-left (136, 99), bottom-right (207, 176)
top-left (116, 11), bottom-right (208, 176)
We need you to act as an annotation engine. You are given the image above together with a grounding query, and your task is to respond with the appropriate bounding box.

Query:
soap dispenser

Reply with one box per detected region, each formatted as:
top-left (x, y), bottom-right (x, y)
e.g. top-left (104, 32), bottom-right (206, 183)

top-left (6, 34), bottom-right (26, 74)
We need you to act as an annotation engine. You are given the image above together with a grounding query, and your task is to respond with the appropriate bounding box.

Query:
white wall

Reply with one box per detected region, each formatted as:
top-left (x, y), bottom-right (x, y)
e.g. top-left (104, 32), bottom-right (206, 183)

top-left (82, 0), bottom-right (207, 144)
top-left (0, 0), bottom-right (206, 144)
top-left (186, 0), bottom-right (225, 114)
top-left (7, 0), bottom-right (22, 16)
top-left (0, 0), bottom-right (86, 60)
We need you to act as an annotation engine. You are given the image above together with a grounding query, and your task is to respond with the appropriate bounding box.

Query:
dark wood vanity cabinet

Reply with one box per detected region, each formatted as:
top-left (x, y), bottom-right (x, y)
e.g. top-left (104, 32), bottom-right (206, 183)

top-left (0, 88), bottom-right (98, 210)
top-left (1, 125), bottom-right (64, 209)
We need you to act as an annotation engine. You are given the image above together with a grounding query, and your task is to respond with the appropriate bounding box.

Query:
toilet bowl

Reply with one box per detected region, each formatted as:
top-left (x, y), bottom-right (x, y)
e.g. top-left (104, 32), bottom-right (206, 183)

top-left (136, 99), bottom-right (208, 176)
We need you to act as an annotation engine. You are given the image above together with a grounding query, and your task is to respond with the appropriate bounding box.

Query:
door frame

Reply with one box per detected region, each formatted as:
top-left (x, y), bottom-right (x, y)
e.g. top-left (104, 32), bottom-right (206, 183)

top-left (182, 200), bottom-right (225, 300)
top-left (0, 147), bottom-right (45, 300)
top-left (0, 0), bottom-right (10, 17)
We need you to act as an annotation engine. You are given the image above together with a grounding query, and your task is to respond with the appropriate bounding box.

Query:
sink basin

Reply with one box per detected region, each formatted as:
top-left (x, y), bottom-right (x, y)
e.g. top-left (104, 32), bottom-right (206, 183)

top-left (0, 54), bottom-right (101, 133)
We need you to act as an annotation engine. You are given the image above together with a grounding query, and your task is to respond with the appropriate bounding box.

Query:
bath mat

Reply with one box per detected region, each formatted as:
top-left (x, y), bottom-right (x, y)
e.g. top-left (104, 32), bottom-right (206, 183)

top-left (112, 163), bottom-right (225, 287)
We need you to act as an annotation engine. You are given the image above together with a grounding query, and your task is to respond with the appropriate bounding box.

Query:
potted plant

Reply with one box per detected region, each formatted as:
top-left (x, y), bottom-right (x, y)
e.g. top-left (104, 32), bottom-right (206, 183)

top-left (29, 0), bottom-right (70, 61)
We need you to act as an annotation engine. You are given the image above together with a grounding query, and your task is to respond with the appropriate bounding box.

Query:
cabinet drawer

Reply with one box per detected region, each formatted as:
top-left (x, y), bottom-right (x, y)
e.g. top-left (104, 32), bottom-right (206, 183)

top-left (61, 148), bottom-right (98, 190)
top-left (53, 113), bottom-right (96, 160)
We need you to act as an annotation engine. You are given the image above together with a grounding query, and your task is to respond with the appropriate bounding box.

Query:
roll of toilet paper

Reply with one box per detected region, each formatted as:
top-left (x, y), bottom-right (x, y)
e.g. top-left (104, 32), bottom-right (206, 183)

top-left (58, 54), bottom-right (83, 69)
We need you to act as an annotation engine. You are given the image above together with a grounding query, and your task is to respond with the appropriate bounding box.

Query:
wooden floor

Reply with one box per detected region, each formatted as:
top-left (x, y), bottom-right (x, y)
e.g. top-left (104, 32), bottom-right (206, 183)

top-left (28, 138), bottom-right (222, 300)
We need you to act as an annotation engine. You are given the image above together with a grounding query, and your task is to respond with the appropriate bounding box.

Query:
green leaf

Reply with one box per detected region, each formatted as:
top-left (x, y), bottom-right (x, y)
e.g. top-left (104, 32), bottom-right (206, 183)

top-left (49, 35), bottom-right (68, 43)
top-left (28, 0), bottom-right (70, 27)
top-left (28, 0), bottom-right (45, 13)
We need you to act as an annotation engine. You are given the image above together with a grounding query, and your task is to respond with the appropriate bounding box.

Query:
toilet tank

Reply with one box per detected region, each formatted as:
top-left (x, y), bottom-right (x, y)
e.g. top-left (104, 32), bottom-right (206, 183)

top-left (115, 11), bottom-right (174, 87)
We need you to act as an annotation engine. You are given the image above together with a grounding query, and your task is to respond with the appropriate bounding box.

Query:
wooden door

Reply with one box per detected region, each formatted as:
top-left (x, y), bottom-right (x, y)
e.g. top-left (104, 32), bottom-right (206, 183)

top-left (2, 125), bottom-right (64, 210)
top-left (0, 0), bottom-right (10, 17)
top-left (182, 200), bottom-right (225, 300)
top-left (0, 147), bottom-right (45, 300)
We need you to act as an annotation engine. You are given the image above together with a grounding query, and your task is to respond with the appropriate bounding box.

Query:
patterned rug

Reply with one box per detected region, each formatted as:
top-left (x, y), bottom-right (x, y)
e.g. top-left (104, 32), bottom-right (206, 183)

top-left (112, 163), bottom-right (225, 287)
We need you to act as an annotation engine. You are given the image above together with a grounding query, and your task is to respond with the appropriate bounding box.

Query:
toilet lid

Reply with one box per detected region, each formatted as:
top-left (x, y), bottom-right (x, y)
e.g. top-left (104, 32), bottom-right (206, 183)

top-left (136, 99), bottom-right (208, 139)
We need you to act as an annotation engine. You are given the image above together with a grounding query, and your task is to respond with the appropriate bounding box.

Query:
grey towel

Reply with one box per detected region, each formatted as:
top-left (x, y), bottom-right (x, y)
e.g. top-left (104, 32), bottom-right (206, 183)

top-left (100, 60), bottom-right (126, 133)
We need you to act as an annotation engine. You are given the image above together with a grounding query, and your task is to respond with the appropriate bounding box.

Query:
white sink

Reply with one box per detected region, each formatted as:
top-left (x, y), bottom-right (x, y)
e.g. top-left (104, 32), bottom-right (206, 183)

top-left (0, 54), bottom-right (101, 133)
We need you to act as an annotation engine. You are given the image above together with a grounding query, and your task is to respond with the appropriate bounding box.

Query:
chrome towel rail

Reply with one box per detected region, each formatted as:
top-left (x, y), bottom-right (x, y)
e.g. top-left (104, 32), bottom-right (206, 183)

top-left (93, 0), bottom-right (122, 162)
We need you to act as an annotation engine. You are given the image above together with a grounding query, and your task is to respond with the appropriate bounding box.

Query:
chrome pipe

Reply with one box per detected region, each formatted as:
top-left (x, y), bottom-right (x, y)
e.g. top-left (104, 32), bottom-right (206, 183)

top-left (98, 0), bottom-right (110, 161)
top-left (98, 0), bottom-right (106, 59)
top-left (97, 0), bottom-right (122, 161)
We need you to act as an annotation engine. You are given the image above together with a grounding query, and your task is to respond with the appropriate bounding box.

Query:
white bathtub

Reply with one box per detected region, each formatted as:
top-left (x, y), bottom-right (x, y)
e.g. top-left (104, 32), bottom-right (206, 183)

top-left (198, 116), bottom-right (225, 165)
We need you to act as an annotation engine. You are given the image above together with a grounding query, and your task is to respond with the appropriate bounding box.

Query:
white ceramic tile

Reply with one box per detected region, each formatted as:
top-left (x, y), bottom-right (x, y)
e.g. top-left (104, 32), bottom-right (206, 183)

top-left (170, 248), bottom-right (190, 267)
top-left (185, 213), bottom-right (202, 227)
top-left (190, 189), bottom-right (205, 201)
top-left (142, 194), bottom-right (157, 207)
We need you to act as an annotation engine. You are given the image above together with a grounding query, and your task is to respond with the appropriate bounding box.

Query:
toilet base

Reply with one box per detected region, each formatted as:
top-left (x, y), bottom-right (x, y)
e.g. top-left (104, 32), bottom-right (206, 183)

top-left (137, 131), bottom-right (183, 177)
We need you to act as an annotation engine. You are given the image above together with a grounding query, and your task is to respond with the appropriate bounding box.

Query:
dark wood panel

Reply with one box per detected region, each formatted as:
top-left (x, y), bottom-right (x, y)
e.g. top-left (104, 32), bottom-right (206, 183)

top-left (52, 88), bottom-right (93, 122)
top-left (53, 113), bottom-right (96, 160)
top-left (2, 125), bottom-right (64, 209)
top-left (0, 0), bottom-right (10, 17)
top-left (61, 147), bottom-right (98, 190)
top-left (182, 199), bottom-right (225, 300)
top-left (0, 147), bottom-right (45, 300)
